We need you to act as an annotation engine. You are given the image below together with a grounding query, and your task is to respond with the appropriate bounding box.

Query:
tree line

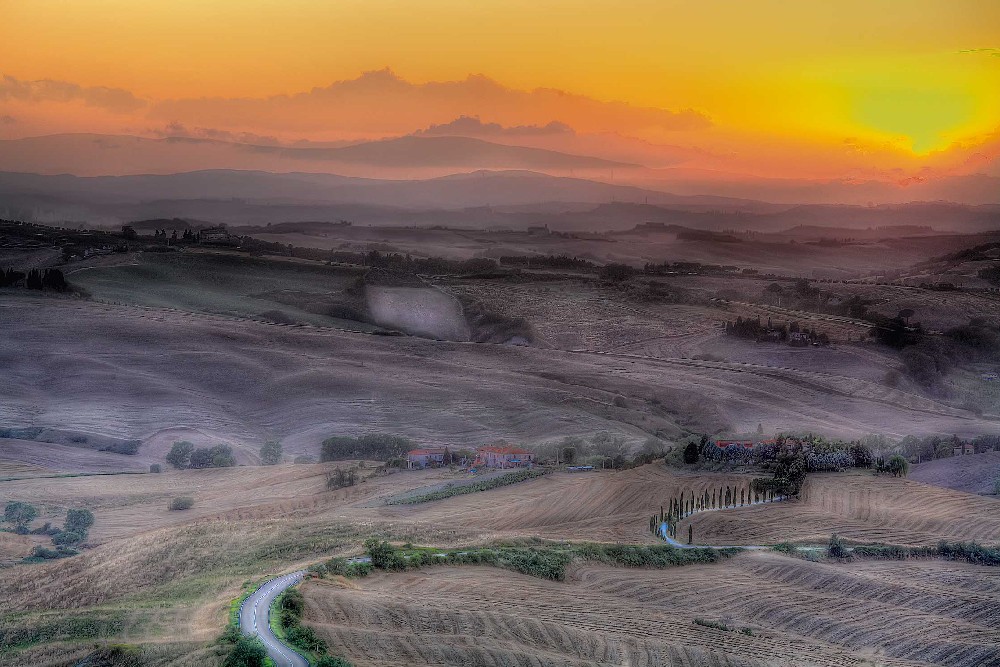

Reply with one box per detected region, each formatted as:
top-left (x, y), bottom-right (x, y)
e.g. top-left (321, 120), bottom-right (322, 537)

top-left (166, 441), bottom-right (236, 469)
top-left (0, 267), bottom-right (69, 291)
top-left (725, 316), bottom-right (831, 346)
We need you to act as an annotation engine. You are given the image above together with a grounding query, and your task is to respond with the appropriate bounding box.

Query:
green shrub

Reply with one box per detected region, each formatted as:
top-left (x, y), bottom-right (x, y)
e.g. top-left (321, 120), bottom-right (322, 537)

top-left (286, 624), bottom-right (327, 654)
top-left (364, 538), bottom-right (407, 571)
top-left (65, 508), bottom-right (95, 535)
top-left (327, 467), bottom-right (358, 490)
top-left (389, 541), bottom-right (736, 582)
top-left (345, 561), bottom-right (372, 577)
top-left (222, 636), bottom-right (268, 667)
top-left (82, 644), bottom-right (143, 667)
top-left (149, 464), bottom-right (162, 473)
top-left (166, 441), bottom-right (194, 469)
top-left (168, 496), bottom-right (194, 511)
top-left (28, 545), bottom-right (65, 560)
top-left (323, 557), bottom-right (348, 576)
top-left (694, 617), bottom-right (731, 631)
top-left (30, 521), bottom-right (59, 536)
top-left (100, 439), bottom-right (142, 455)
top-left (937, 540), bottom-right (1000, 566)
top-left (52, 530), bottom-right (85, 546)
top-left (851, 544), bottom-right (917, 560)
top-left (190, 444), bottom-right (236, 468)
top-left (827, 534), bottom-right (849, 558)
top-left (260, 440), bottom-right (283, 465)
top-left (886, 454), bottom-right (909, 477)
top-left (280, 588), bottom-right (304, 618)
top-left (317, 657), bottom-right (353, 667)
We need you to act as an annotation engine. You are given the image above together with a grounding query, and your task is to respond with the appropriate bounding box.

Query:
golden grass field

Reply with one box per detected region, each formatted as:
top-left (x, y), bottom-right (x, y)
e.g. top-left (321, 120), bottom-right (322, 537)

top-left (2, 460), bottom-right (1000, 666)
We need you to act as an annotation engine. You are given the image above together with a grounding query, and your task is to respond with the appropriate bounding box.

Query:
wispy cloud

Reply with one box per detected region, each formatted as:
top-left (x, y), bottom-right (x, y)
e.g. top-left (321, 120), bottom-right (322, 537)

top-left (149, 69), bottom-right (711, 136)
top-left (415, 116), bottom-right (574, 137)
top-left (150, 121), bottom-right (280, 145)
top-left (0, 74), bottom-right (145, 112)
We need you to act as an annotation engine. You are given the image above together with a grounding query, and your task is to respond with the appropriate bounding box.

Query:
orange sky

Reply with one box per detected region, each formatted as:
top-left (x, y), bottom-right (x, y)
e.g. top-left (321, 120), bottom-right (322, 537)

top-left (2, 0), bottom-right (999, 179)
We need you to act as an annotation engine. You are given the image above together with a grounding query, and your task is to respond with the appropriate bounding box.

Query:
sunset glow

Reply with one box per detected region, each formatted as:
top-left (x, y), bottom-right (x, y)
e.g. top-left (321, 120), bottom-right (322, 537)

top-left (2, 0), bottom-right (998, 181)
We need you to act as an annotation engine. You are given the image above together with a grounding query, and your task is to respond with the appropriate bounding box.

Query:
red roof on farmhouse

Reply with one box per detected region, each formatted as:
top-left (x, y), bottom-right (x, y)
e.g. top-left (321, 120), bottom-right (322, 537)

top-left (478, 446), bottom-right (531, 455)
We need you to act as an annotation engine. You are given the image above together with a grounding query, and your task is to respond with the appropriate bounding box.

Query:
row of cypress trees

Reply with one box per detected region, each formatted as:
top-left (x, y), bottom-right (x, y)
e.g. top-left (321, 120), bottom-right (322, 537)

top-left (649, 484), bottom-right (787, 542)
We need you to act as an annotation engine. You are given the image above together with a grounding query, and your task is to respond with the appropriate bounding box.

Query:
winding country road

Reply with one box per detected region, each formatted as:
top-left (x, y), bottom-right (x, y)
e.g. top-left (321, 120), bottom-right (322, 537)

top-left (238, 498), bottom-right (823, 666)
top-left (238, 571), bottom-right (309, 667)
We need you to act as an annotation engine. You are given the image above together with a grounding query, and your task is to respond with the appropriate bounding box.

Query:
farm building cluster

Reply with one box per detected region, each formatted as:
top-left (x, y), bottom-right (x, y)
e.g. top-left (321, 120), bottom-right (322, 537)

top-left (406, 445), bottom-right (535, 470)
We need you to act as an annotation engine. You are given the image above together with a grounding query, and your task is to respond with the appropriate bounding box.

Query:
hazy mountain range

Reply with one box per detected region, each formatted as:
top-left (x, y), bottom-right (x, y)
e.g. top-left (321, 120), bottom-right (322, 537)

top-left (1, 133), bottom-right (999, 209)
top-left (2, 168), bottom-right (998, 234)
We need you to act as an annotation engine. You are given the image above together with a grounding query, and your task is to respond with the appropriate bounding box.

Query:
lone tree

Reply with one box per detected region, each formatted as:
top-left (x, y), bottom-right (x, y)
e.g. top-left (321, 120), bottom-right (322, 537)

top-left (4, 501), bottom-right (37, 533)
top-left (259, 440), bottom-right (283, 465)
top-left (683, 440), bottom-right (700, 464)
top-left (166, 441), bottom-right (194, 469)
top-left (886, 454), bottom-right (910, 477)
top-left (561, 446), bottom-right (577, 465)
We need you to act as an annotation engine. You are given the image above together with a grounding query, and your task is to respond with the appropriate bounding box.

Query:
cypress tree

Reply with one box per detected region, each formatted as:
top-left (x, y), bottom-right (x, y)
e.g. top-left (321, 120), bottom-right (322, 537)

top-left (741, 488), bottom-right (746, 506)
top-left (688, 524), bottom-right (693, 545)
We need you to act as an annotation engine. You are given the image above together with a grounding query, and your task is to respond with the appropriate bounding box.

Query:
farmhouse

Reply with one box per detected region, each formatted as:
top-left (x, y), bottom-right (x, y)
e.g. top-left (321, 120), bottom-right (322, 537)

top-left (476, 445), bottom-right (535, 469)
top-left (199, 226), bottom-right (232, 243)
top-left (953, 442), bottom-right (975, 456)
top-left (406, 448), bottom-right (447, 469)
top-left (714, 437), bottom-right (776, 450)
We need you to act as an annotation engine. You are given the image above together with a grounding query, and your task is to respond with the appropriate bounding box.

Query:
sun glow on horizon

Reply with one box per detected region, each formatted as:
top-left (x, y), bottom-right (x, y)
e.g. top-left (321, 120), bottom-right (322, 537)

top-left (1, 0), bottom-right (998, 179)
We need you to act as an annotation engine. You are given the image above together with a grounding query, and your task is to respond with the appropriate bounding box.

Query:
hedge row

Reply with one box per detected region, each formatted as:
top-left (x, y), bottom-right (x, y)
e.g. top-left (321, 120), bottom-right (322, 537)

top-left (387, 468), bottom-right (547, 505)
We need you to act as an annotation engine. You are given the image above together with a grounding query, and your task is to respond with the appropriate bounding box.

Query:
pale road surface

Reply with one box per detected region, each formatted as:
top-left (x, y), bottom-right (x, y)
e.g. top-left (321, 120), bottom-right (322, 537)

top-left (238, 570), bottom-right (309, 667)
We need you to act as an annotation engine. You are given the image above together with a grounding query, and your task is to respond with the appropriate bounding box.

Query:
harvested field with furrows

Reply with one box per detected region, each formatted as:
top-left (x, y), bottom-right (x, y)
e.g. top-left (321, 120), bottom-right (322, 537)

top-left (2, 267), bottom-right (1000, 667)
top-left (830, 283), bottom-right (1000, 331)
top-left (909, 451), bottom-right (1000, 495)
top-left (442, 279), bottom-right (721, 353)
top-left (2, 458), bottom-right (999, 665)
top-left (367, 466), bottom-right (1000, 546)
top-left (7, 462), bottom-right (999, 554)
top-left (0, 438), bottom-right (154, 475)
top-left (3, 293), bottom-right (991, 452)
top-left (300, 554), bottom-right (1000, 667)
